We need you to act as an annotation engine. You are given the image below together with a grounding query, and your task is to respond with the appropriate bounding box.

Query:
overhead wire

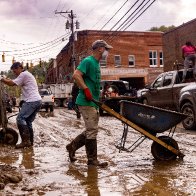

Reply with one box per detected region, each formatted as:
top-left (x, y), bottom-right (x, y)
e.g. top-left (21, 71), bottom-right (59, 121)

top-left (123, 0), bottom-right (156, 31)
top-left (74, 0), bottom-right (156, 58)
top-left (113, 0), bottom-right (147, 32)
top-left (100, 0), bottom-right (130, 30)
top-left (109, 0), bottom-right (140, 31)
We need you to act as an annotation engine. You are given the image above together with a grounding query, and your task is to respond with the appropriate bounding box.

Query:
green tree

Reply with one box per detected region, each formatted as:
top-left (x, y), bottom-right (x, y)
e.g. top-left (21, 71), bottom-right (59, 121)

top-left (149, 25), bottom-right (176, 32)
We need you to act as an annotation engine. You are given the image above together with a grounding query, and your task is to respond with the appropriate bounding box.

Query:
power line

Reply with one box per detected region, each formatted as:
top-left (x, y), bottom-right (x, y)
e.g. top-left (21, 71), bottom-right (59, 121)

top-left (123, 0), bottom-right (156, 31)
top-left (109, 0), bottom-right (141, 31)
top-left (100, 0), bottom-right (130, 30)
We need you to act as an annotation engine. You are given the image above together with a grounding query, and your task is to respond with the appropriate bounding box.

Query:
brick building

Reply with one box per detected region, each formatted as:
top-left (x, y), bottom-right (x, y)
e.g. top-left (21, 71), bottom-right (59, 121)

top-left (46, 30), bottom-right (163, 89)
top-left (163, 18), bottom-right (196, 72)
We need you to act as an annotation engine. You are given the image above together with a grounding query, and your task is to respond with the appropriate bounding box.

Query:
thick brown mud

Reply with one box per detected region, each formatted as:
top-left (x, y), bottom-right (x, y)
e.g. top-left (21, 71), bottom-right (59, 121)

top-left (0, 108), bottom-right (195, 195)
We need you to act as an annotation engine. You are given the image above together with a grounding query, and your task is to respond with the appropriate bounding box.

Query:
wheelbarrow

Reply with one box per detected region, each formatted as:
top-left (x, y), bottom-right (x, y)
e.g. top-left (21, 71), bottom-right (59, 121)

top-left (93, 99), bottom-right (186, 161)
top-left (0, 82), bottom-right (18, 145)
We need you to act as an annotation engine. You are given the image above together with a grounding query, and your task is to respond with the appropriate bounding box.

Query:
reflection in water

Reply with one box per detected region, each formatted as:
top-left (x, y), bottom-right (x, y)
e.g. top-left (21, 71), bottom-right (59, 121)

top-left (21, 148), bottom-right (35, 169)
top-left (66, 165), bottom-right (100, 196)
top-left (133, 160), bottom-right (186, 196)
top-left (0, 146), bottom-right (19, 165)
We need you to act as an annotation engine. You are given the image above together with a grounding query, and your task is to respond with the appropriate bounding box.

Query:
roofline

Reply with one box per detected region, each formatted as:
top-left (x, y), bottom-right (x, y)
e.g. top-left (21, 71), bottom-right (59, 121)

top-left (77, 29), bottom-right (163, 35)
top-left (163, 18), bottom-right (196, 35)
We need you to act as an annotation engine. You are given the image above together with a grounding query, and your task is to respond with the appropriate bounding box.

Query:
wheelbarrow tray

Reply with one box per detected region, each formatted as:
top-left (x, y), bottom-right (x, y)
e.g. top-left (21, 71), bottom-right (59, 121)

top-left (120, 101), bottom-right (187, 133)
top-left (100, 96), bottom-right (136, 113)
top-left (92, 99), bottom-right (186, 159)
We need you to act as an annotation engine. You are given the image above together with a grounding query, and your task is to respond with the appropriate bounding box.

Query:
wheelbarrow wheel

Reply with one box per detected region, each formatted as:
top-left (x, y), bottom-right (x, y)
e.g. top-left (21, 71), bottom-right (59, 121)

top-left (151, 136), bottom-right (179, 161)
top-left (1, 128), bottom-right (18, 145)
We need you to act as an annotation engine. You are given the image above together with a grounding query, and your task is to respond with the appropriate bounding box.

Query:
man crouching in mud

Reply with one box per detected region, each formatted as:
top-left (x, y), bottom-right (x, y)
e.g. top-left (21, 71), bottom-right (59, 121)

top-left (66, 40), bottom-right (113, 167)
top-left (0, 62), bottom-right (42, 148)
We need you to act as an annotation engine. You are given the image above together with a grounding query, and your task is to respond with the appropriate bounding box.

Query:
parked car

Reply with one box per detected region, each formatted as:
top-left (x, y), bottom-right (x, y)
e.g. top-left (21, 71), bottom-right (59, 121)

top-left (137, 68), bottom-right (195, 110)
top-left (39, 89), bottom-right (54, 112)
top-left (179, 84), bottom-right (196, 130)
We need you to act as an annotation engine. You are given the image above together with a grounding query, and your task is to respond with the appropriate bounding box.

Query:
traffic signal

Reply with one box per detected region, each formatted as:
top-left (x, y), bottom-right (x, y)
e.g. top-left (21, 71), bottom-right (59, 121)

top-left (2, 53), bottom-right (5, 62)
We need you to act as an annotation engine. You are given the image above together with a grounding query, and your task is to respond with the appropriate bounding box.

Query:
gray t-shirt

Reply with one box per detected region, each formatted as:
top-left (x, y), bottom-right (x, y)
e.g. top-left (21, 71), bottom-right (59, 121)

top-left (13, 70), bottom-right (41, 102)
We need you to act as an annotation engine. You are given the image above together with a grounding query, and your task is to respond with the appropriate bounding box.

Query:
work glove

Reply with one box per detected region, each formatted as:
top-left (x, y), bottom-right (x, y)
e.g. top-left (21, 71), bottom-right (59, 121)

top-left (84, 88), bottom-right (92, 101)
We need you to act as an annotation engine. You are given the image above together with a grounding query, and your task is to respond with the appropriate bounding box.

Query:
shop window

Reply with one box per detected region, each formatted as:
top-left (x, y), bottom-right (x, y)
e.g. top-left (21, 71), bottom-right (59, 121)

top-left (160, 51), bottom-right (164, 67)
top-left (114, 55), bottom-right (121, 67)
top-left (149, 50), bottom-right (157, 67)
top-left (128, 55), bottom-right (135, 67)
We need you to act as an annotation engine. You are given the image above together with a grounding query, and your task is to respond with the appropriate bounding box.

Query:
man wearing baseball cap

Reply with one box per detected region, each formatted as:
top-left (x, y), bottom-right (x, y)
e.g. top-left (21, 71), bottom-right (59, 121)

top-left (66, 39), bottom-right (113, 167)
top-left (0, 62), bottom-right (42, 148)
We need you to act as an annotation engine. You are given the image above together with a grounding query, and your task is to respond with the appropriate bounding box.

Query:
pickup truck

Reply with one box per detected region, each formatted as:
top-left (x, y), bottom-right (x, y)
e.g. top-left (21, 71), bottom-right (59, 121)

top-left (39, 89), bottom-right (54, 112)
top-left (137, 68), bottom-right (195, 111)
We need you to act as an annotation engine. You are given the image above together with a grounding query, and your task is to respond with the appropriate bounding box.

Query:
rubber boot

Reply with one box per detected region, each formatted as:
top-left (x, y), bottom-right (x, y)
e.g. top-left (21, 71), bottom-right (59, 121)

top-left (15, 124), bottom-right (32, 149)
top-left (28, 127), bottom-right (34, 145)
top-left (85, 139), bottom-right (108, 168)
top-left (66, 133), bottom-right (85, 162)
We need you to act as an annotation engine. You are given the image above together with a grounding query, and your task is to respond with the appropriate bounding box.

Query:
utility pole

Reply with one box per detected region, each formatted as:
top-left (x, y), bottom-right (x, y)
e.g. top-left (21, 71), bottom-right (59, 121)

top-left (55, 10), bottom-right (79, 72)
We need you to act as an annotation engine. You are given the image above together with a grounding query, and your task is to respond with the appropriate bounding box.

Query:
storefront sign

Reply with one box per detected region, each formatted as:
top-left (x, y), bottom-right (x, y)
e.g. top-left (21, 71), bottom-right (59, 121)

top-left (101, 68), bottom-right (148, 76)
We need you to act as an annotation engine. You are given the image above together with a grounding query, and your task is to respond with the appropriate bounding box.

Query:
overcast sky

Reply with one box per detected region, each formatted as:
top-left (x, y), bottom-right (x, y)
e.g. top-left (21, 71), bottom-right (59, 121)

top-left (0, 0), bottom-right (195, 72)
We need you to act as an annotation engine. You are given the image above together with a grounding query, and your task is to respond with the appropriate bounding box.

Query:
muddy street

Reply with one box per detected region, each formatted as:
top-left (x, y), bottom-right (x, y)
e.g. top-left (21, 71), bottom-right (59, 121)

top-left (0, 108), bottom-right (196, 195)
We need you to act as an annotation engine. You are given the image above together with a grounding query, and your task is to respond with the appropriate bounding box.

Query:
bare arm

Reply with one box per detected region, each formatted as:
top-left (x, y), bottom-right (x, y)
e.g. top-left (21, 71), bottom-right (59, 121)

top-left (1, 78), bottom-right (16, 86)
top-left (73, 69), bottom-right (87, 90)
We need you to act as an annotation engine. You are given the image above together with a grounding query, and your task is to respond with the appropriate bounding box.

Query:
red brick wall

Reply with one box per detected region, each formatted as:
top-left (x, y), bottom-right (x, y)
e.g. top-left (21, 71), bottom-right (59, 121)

top-left (46, 30), bottom-right (163, 88)
top-left (163, 18), bottom-right (196, 72)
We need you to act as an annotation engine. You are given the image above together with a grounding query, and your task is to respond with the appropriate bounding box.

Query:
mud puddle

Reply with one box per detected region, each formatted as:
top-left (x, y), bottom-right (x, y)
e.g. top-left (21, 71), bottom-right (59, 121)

top-left (0, 108), bottom-right (195, 195)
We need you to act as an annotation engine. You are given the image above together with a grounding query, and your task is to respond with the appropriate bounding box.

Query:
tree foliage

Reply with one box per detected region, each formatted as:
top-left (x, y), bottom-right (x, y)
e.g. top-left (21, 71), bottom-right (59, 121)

top-left (149, 25), bottom-right (176, 32)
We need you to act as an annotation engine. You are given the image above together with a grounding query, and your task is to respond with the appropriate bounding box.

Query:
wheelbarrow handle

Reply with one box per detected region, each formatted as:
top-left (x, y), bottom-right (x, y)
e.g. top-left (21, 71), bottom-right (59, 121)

top-left (92, 98), bottom-right (102, 107)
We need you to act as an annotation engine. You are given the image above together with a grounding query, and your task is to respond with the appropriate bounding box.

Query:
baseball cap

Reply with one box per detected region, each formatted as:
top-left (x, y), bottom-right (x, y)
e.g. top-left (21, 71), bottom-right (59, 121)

top-left (10, 62), bottom-right (23, 70)
top-left (92, 40), bottom-right (113, 50)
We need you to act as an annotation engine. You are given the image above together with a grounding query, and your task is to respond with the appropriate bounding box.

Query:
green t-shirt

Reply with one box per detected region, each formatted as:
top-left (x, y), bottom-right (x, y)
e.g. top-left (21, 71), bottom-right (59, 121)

top-left (76, 56), bottom-right (100, 109)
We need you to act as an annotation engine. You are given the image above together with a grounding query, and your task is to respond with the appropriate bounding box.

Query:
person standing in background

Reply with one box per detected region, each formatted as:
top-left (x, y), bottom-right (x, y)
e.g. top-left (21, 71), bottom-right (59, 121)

top-left (181, 41), bottom-right (196, 82)
top-left (71, 82), bottom-right (81, 119)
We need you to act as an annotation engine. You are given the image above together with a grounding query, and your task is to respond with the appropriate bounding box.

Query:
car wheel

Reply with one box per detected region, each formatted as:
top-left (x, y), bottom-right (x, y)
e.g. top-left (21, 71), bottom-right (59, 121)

top-left (54, 99), bottom-right (61, 107)
top-left (142, 98), bottom-right (148, 105)
top-left (181, 102), bottom-right (196, 130)
top-left (0, 128), bottom-right (18, 145)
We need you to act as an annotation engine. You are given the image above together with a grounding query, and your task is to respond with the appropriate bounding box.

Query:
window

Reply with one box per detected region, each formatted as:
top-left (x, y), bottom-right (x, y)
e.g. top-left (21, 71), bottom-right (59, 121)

top-left (114, 55), bottom-right (121, 67)
top-left (128, 55), bottom-right (135, 67)
top-left (160, 51), bottom-right (164, 67)
top-left (152, 75), bottom-right (163, 88)
top-left (149, 50), bottom-right (157, 67)
top-left (163, 73), bottom-right (173, 86)
top-left (100, 56), bottom-right (107, 67)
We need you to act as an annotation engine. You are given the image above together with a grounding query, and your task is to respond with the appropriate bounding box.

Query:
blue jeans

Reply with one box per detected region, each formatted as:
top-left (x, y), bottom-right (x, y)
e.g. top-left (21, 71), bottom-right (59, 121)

top-left (17, 100), bottom-right (42, 129)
